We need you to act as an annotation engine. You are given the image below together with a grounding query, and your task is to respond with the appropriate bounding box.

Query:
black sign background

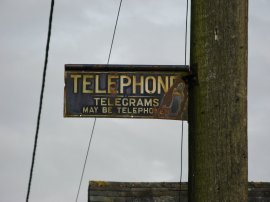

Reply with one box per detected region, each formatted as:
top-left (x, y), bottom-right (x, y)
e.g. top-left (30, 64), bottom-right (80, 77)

top-left (64, 64), bottom-right (189, 120)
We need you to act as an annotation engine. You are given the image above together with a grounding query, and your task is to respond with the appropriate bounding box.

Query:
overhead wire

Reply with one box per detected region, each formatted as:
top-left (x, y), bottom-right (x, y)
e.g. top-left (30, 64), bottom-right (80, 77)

top-left (107, 0), bottom-right (123, 65)
top-left (25, 0), bottom-right (188, 201)
top-left (75, 0), bottom-right (123, 201)
top-left (75, 119), bottom-right (96, 202)
top-left (26, 0), bottom-right (55, 201)
top-left (179, 0), bottom-right (189, 201)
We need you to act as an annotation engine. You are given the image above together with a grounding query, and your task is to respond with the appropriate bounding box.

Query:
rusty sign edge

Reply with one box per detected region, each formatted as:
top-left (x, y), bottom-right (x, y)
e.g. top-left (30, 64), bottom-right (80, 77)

top-left (65, 64), bottom-right (189, 72)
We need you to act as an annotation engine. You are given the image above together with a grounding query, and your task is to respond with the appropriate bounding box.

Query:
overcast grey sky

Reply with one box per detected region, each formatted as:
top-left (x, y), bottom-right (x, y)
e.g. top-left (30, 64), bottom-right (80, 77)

top-left (0, 0), bottom-right (269, 202)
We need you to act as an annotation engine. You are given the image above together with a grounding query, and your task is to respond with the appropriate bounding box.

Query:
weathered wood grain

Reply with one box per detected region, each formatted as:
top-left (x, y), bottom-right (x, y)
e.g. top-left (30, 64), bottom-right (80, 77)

top-left (89, 182), bottom-right (188, 202)
top-left (88, 182), bottom-right (270, 202)
top-left (189, 0), bottom-right (248, 201)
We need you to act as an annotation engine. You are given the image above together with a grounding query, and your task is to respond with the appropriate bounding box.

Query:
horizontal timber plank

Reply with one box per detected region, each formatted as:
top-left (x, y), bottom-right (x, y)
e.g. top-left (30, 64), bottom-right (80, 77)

top-left (88, 181), bottom-right (270, 202)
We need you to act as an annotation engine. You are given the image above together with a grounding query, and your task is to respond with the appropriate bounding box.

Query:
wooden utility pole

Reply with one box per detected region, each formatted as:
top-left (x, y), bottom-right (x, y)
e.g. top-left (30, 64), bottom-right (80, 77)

top-left (188, 0), bottom-right (248, 201)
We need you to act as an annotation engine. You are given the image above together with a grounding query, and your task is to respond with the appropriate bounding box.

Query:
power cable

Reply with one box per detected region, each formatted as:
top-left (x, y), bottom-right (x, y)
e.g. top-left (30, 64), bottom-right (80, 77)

top-left (107, 0), bottom-right (123, 64)
top-left (179, 0), bottom-right (189, 201)
top-left (75, 119), bottom-right (96, 202)
top-left (75, 1), bottom-right (123, 201)
top-left (26, 0), bottom-right (55, 201)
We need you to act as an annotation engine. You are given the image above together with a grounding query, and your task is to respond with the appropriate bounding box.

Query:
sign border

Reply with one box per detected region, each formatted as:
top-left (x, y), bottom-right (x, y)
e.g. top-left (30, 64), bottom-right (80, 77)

top-left (64, 64), bottom-right (189, 120)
